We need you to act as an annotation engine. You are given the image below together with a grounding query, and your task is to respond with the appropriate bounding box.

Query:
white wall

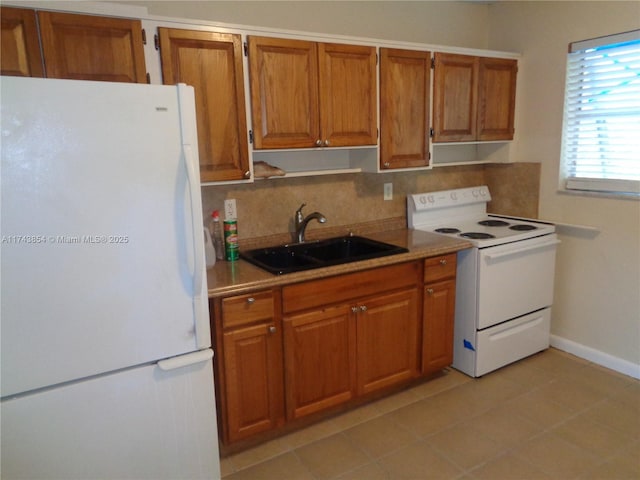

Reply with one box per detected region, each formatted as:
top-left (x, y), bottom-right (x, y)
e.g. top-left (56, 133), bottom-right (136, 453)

top-left (128, 0), bottom-right (490, 47)
top-left (487, 2), bottom-right (640, 376)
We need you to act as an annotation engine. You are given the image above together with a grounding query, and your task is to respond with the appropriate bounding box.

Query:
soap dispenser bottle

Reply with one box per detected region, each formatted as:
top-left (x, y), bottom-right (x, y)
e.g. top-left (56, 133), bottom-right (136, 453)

top-left (203, 228), bottom-right (216, 268)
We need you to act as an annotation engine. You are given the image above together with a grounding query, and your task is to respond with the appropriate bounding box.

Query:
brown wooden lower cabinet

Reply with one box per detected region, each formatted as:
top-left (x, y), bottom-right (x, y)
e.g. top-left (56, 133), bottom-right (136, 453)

top-left (214, 290), bottom-right (284, 445)
top-left (283, 304), bottom-right (356, 420)
top-left (213, 257), bottom-right (456, 448)
top-left (422, 253), bottom-right (457, 375)
top-left (422, 279), bottom-right (456, 374)
top-left (222, 322), bottom-right (284, 442)
top-left (356, 289), bottom-right (420, 395)
top-left (283, 286), bottom-right (420, 420)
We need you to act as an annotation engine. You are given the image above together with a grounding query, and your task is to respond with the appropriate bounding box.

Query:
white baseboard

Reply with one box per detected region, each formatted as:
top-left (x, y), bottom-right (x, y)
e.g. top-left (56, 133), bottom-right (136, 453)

top-left (550, 335), bottom-right (640, 380)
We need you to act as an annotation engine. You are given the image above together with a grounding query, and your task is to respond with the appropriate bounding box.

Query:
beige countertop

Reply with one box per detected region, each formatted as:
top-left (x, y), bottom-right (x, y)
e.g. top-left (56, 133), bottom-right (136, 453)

top-left (206, 229), bottom-right (472, 298)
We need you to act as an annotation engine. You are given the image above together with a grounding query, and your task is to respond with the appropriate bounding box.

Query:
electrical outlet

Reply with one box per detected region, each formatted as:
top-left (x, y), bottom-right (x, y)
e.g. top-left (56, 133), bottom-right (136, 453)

top-left (224, 199), bottom-right (237, 220)
top-left (384, 183), bottom-right (393, 201)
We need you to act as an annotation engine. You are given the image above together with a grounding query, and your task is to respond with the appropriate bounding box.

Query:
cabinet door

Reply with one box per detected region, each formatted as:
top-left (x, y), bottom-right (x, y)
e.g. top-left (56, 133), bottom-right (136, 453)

top-left (432, 53), bottom-right (478, 142)
top-left (0, 7), bottom-right (43, 77)
top-left (478, 57), bottom-right (517, 141)
top-left (379, 48), bottom-right (430, 169)
top-left (158, 28), bottom-right (250, 182)
top-left (248, 36), bottom-right (320, 149)
top-left (283, 305), bottom-right (356, 419)
top-left (356, 289), bottom-right (420, 395)
top-left (423, 279), bottom-right (456, 375)
top-left (38, 11), bottom-right (146, 83)
top-left (318, 43), bottom-right (377, 147)
top-left (222, 322), bottom-right (284, 443)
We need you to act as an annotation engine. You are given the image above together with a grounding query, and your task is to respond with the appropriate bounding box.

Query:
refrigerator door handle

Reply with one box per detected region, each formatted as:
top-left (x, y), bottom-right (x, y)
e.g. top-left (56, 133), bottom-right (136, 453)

top-left (183, 143), bottom-right (204, 297)
top-left (157, 348), bottom-right (214, 371)
top-left (177, 83), bottom-right (209, 349)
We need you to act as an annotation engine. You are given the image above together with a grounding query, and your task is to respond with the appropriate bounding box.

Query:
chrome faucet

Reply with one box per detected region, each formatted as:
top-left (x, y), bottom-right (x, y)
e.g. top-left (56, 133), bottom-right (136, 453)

top-left (294, 203), bottom-right (327, 243)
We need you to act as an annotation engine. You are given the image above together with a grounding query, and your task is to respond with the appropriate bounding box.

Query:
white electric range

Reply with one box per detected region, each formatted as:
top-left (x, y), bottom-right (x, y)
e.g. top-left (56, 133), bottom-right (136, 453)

top-left (408, 185), bottom-right (559, 377)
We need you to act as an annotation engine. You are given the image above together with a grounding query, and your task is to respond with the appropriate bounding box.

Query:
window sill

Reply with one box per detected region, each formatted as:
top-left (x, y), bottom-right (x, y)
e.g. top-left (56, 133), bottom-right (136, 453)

top-left (557, 188), bottom-right (640, 201)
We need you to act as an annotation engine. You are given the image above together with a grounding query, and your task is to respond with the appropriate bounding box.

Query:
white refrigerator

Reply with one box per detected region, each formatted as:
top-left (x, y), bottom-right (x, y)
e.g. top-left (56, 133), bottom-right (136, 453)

top-left (1, 76), bottom-right (221, 479)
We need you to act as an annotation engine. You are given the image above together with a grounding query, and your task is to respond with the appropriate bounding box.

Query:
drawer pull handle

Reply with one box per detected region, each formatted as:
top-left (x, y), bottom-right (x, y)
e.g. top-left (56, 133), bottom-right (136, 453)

top-left (439, 259), bottom-right (447, 265)
top-left (246, 297), bottom-right (255, 304)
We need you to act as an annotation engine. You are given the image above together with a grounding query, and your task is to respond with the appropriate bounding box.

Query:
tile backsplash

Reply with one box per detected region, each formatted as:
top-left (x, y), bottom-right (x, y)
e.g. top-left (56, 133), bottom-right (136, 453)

top-left (202, 163), bottom-right (540, 243)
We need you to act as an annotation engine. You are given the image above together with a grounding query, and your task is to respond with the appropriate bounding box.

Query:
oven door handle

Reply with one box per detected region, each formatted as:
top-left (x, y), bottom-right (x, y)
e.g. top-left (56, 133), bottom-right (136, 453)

top-left (484, 239), bottom-right (561, 260)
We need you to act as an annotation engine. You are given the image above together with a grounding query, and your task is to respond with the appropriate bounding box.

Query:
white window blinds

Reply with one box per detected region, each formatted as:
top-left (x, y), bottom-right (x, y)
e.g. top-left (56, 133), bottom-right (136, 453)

top-left (560, 30), bottom-right (640, 196)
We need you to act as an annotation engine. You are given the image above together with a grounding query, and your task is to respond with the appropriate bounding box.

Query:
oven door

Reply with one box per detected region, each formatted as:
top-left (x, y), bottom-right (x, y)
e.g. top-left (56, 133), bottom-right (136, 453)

top-left (477, 234), bottom-right (559, 330)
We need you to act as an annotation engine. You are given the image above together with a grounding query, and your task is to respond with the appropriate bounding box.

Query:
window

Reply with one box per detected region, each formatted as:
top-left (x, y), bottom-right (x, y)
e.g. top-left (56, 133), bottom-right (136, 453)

top-left (560, 30), bottom-right (640, 196)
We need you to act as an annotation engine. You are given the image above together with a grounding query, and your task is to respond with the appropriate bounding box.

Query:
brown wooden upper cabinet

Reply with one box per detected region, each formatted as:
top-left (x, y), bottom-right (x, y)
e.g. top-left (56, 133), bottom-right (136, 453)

top-left (1, 8), bottom-right (146, 83)
top-left (379, 48), bottom-right (431, 170)
top-left (158, 28), bottom-right (250, 182)
top-left (1, 7), bottom-right (44, 77)
top-left (38, 11), bottom-right (146, 83)
top-left (247, 36), bottom-right (377, 149)
top-left (477, 57), bottom-right (518, 141)
top-left (433, 52), bottom-right (517, 142)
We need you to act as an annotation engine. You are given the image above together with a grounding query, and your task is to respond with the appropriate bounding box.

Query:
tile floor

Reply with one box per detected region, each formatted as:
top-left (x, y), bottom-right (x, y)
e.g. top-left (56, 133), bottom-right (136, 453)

top-left (220, 348), bottom-right (640, 479)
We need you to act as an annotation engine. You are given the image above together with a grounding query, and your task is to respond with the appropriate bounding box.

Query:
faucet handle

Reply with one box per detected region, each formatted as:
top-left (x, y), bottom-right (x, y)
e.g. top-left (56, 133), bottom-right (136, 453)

top-left (296, 203), bottom-right (307, 219)
top-left (294, 203), bottom-right (306, 226)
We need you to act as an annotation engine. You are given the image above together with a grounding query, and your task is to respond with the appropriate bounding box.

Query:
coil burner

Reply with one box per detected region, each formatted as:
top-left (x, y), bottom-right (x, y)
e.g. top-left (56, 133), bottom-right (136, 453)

top-left (478, 219), bottom-right (510, 227)
top-left (460, 232), bottom-right (495, 240)
top-left (510, 224), bottom-right (538, 231)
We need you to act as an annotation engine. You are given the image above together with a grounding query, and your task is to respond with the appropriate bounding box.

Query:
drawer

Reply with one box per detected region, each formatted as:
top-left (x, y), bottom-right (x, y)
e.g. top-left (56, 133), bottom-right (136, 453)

top-left (283, 262), bottom-right (420, 314)
top-left (222, 290), bottom-right (274, 329)
top-left (424, 254), bottom-right (456, 283)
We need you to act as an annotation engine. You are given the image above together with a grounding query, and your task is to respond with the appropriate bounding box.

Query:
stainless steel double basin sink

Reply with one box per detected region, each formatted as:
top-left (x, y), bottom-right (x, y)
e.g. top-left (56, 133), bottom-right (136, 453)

top-left (240, 235), bottom-right (408, 275)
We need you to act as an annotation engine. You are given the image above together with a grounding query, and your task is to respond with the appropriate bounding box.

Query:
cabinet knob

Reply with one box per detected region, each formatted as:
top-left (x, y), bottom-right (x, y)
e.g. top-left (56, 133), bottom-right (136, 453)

top-left (383, 162), bottom-right (390, 168)
top-left (351, 306), bottom-right (359, 314)
top-left (439, 259), bottom-right (447, 266)
top-left (268, 325), bottom-right (276, 334)
top-left (316, 139), bottom-right (323, 146)
top-left (244, 170), bottom-right (251, 178)
top-left (324, 139), bottom-right (330, 147)
top-left (426, 288), bottom-right (434, 295)
top-left (246, 297), bottom-right (255, 304)
top-left (360, 305), bottom-right (368, 312)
